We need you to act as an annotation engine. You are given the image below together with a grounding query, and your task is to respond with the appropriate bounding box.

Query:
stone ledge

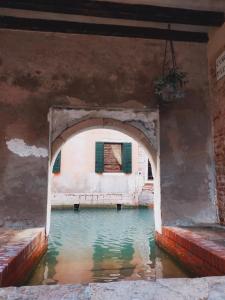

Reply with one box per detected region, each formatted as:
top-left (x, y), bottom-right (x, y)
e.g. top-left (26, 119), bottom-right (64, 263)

top-left (1, 277), bottom-right (225, 299)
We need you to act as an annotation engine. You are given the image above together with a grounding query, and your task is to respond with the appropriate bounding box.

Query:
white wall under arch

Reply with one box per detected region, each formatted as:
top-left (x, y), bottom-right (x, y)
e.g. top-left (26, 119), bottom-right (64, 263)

top-left (51, 128), bottom-right (154, 195)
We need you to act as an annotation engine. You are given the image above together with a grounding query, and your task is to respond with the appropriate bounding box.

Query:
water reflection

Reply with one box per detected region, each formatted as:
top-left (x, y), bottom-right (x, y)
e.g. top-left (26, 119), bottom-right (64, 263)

top-left (92, 237), bottom-right (135, 282)
top-left (27, 208), bottom-right (189, 285)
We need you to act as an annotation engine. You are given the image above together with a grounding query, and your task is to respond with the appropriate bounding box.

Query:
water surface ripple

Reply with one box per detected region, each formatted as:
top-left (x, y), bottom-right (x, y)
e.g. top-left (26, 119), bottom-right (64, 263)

top-left (28, 208), bottom-right (189, 285)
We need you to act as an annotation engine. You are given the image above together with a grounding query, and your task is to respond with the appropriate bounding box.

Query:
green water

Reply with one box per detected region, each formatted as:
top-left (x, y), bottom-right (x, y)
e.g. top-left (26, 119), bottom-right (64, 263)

top-left (28, 208), bottom-right (189, 285)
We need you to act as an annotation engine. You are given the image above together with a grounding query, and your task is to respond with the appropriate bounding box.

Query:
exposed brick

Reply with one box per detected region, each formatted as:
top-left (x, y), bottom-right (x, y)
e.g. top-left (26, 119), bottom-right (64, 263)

top-left (104, 143), bottom-right (122, 172)
top-left (156, 226), bottom-right (225, 277)
top-left (0, 229), bottom-right (47, 287)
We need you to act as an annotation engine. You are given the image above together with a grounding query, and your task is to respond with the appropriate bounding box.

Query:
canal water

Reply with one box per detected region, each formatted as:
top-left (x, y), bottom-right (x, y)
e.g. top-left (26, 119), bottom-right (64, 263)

top-left (28, 208), bottom-right (189, 285)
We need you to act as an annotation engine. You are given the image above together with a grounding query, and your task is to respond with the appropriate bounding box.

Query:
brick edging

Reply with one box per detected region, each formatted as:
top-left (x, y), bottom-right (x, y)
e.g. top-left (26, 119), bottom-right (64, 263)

top-left (0, 229), bottom-right (48, 287)
top-left (156, 226), bottom-right (225, 276)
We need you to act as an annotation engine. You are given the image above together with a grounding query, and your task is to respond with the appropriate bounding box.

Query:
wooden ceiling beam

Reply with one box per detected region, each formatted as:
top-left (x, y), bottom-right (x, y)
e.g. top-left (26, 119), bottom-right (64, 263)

top-left (0, 0), bottom-right (224, 27)
top-left (0, 15), bottom-right (208, 43)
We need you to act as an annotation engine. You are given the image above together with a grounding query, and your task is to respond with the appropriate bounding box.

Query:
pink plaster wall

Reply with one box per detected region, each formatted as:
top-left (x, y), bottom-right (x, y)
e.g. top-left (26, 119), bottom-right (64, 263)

top-left (51, 129), bottom-right (147, 194)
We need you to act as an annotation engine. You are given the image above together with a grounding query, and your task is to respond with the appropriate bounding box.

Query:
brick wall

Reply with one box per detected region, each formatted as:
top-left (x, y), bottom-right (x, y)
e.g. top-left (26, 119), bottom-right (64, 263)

top-left (208, 25), bottom-right (225, 224)
top-left (156, 227), bottom-right (224, 277)
top-left (104, 143), bottom-right (122, 172)
top-left (0, 228), bottom-right (47, 287)
top-left (214, 93), bottom-right (225, 223)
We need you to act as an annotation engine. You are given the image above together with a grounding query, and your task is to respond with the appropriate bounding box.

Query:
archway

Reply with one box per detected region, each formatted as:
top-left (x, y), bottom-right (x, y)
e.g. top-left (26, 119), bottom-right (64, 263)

top-left (47, 107), bottom-right (161, 234)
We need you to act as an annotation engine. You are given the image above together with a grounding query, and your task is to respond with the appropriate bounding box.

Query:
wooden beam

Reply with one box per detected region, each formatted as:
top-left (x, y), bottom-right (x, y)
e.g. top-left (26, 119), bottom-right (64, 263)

top-left (0, 0), bottom-right (224, 27)
top-left (0, 16), bottom-right (208, 43)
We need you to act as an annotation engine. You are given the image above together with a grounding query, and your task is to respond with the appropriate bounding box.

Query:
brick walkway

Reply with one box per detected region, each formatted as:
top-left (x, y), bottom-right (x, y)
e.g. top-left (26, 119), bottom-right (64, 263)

top-left (156, 226), bottom-right (225, 277)
top-left (0, 228), bottom-right (47, 287)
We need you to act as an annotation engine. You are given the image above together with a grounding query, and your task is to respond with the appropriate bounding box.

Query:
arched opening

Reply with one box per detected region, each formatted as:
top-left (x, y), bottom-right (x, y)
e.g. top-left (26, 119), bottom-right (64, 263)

top-left (47, 116), bottom-right (161, 235)
top-left (26, 109), bottom-right (192, 285)
top-left (51, 128), bottom-right (156, 209)
top-left (52, 118), bottom-right (157, 170)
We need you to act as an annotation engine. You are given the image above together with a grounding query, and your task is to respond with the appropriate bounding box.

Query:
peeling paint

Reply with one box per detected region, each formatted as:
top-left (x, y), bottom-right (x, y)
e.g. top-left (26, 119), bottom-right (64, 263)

top-left (6, 139), bottom-right (48, 158)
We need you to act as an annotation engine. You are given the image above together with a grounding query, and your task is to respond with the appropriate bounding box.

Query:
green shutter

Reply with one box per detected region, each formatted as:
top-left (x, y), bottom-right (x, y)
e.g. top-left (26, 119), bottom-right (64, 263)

top-left (122, 143), bottom-right (132, 174)
top-left (95, 142), bottom-right (104, 173)
top-left (52, 151), bottom-right (61, 174)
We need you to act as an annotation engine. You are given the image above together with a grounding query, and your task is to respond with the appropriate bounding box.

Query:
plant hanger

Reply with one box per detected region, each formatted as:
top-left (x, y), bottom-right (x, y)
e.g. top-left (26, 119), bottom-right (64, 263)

top-left (154, 24), bottom-right (187, 104)
top-left (162, 24), bottom-right (177, 76)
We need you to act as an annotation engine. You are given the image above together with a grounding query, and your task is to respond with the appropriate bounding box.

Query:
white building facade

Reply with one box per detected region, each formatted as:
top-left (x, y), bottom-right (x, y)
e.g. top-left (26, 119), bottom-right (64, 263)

top-left (51, 129), bottom-right (154, 207)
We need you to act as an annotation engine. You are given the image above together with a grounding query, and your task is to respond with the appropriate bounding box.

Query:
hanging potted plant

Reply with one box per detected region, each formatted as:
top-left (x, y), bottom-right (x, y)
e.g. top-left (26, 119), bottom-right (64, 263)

top-left (154, 25), bottom-right (188, 104)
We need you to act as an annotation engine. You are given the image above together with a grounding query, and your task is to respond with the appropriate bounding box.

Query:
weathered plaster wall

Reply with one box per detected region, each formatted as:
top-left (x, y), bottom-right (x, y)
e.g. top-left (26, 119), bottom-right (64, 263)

top-left (160, 43), bottom-right (217, 225)
top-left (0, 29), bottom-right (217, 228)
top-left (208, 23), bottom-right (225, 224)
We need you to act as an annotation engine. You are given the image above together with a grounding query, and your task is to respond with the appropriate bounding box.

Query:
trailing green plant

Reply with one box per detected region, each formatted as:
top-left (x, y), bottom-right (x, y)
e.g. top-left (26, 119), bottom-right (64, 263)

top-left (154, 68), bottom-right (187, 103)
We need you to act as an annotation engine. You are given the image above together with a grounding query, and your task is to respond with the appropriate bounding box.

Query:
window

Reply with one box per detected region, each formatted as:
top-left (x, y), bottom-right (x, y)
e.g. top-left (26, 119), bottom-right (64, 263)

top-left (148, 160), bottom-right (154, 180)
top-left (52, 151), bottom-right (61, 174)
top-left (95, 142), bottom-right (132, 174)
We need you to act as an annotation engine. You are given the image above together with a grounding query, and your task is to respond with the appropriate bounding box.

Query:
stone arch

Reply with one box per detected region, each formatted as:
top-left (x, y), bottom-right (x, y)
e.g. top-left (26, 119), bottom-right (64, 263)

top-left (51, 117), bottom-right (157, 172)
top-left (47, 107), bottom-right (161, 234)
